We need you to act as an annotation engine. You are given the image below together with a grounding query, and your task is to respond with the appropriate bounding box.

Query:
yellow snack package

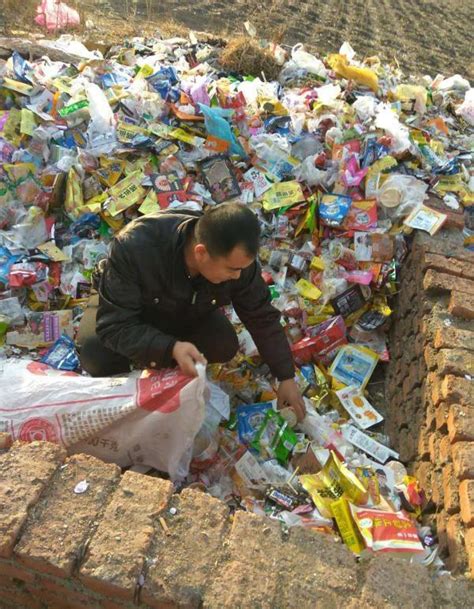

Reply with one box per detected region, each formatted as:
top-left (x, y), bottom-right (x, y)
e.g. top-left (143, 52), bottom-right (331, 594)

top-left (327, 54), bottom-right (379, 92)
top-left (320, 451), bottom-right (368, 506)
top-left (138, 190), bottom-right (160, 215)
top-left (65, 167), bottom-right (84, 219)
top-left (295, 279), bottom-right (322, 301)
top-left (106, 171), bottom-right (146, 217)
top-left (330, 497), bottom-right (365, 554)
top-left (310, 256), bottom-right (326, 271)
top-left (299, 473), bottom-right (338, 519)
top-left (20, 109), bottom-right (36, 136)
top-left (262, 181), bottom-right (305, 211)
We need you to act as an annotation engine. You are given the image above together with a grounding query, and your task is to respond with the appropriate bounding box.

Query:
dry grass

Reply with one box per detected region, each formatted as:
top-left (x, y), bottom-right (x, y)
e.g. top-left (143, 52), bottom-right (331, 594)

top-left (219, 36), bottom-right (281, 80)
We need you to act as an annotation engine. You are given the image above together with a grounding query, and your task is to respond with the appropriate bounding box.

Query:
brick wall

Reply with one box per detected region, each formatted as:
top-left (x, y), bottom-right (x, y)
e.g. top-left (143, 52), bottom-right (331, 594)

top-left (1, 440), bottom-right (473, 609)
top-left (385, 229), bottom-right (474, 578)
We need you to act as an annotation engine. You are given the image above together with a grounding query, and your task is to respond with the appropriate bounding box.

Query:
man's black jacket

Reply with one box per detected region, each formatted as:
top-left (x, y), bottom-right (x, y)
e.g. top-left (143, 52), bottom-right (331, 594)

top-left (96, 209), bottom-right (295, 380)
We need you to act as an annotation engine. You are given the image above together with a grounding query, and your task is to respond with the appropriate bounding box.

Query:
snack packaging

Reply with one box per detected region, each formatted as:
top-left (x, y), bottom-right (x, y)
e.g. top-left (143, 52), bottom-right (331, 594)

top-left (336, 385), bottom-right (383, 429)
top-left (252, 409), bottom-right (298, 464)
top-left (350, 505), bottom-right (424, 553)
top-left (403, 205), bottom-right (447, 235)
top-left (330, 497), bottom-right (365, 554)
top-left (329, 345), bottom-right (379, 388)
top-left (41, 334), bottom-right (79, 371)
top-left (319, 193), bottom-right (352, 226)
top-left (237, 401), bottom-right (273, 445)
top-left (343, 424), bottom-right (398, 464)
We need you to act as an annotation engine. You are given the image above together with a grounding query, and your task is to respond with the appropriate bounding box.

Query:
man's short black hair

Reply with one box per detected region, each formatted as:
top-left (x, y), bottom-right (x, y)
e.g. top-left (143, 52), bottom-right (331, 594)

top-left (195, 202), bottom-right (260, 258)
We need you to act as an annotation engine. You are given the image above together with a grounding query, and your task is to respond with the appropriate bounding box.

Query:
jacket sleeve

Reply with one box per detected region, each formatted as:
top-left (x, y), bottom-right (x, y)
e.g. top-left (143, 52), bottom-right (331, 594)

top-left (95, 238), bottom-right (177, 368)
top-left (231, 262), bottom-right (295, 381)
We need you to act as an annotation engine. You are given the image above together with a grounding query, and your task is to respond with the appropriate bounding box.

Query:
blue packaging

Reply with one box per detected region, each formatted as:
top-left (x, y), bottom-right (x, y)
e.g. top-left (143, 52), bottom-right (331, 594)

top-left (236, 402), bottom-right (273, 445)
top-left (41, 334), bottom-right (79, 371)
top-left (319, 194), bottom-right (352, 226)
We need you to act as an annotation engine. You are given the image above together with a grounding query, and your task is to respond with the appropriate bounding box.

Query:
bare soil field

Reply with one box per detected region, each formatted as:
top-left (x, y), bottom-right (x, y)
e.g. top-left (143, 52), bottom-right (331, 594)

top-left (1, 0), bottom-right (473, 79)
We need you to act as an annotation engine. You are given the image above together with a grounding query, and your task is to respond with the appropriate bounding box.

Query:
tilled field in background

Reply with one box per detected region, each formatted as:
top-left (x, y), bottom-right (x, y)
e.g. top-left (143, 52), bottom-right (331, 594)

top-left (2, 0), bottom-right (473, 79)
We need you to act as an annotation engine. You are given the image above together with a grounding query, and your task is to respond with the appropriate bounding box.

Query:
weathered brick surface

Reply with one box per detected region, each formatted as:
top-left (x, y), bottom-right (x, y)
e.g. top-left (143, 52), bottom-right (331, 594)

top-left (446, 515), bottom-right (468, 574)
top-left (448, 404), bottom-right (474, 443)
top-left (347, 555), bottom-right (435, 609)
top-left (15, 453), bottom-right (120, 577)
top-left (0, 441), bottom-right (66, 558)
top-left (423, 253), bottom-right (474, 281)
top-left (423, 269), bottom-right (474, 294)
top-left (1, 441), bottom-right (474, 607)
top-left (449, 291), bottom-right (474, 319)
top-left (80, 470), bottom-right (174, 599)
top-left (143, 488), bottom-right (230, 609)
top-left (437, 349), bottom-right (474, 377)
top-left (443, 465), bottom-right (460, 515)
top-left (465, 528), bottom-right (474, 579)
top-left (452, 443), bottom-right (474, 480)
top-left (385, 231), bottom-right (474, 577)
top-left (459, 480), bottom-right (474, 527)
top-left (433, 327), bottom-right (474, 351)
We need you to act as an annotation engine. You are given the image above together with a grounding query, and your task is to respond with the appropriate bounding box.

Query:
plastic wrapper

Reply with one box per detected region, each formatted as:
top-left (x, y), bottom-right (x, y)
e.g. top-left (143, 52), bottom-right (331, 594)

top-left (319, 194), bottom-right (352, 227)
top-left (329, 345), bottom-right (378, 389)
top-left (41, 334), bottom-right (79, 371)
top-left (336, 385), bottom-right (383, 429)
top-left (252, 409), bottom-right (298, 465)
top-left (237, 401), bottom-right (273, 445)
top-left (350, 505), bottom-right (424, 554)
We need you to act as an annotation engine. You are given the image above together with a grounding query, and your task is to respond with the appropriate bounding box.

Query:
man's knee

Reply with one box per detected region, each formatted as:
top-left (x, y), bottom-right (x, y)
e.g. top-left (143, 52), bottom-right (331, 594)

top-left (205, 322), bottom-right (239, 364)
top-left (79, 335), bottom-right (130, 377)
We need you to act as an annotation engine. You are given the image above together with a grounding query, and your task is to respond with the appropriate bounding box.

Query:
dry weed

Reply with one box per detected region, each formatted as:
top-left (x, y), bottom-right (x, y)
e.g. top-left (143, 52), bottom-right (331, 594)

top-left (220, 36), bottom-right (281, 80)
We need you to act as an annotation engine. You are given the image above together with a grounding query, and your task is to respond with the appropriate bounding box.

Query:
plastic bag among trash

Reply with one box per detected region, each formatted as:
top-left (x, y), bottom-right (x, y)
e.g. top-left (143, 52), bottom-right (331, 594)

top-left (35, 0), bottom-right (80, 32)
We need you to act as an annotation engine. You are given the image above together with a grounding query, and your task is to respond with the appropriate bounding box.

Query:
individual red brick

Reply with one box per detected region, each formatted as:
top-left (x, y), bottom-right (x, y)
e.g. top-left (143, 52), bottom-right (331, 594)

top-left (429, 432), bottom-right (441, 464)
top-left (0, 558), bottom-right (37, 584)
top-left (436, 511), bottom-right (448, 554)
top-left (439, 435), bottom-right (452, 465)
top-left (459, 480), bottom-right (474, 527)
top-left (447, 404), bottom-right (474, 443)
top-left (423, 269), bottom-right (474, 294)
top-left (412, 461), bottom-right (432, 491)
top-left (430, 469), bottom-right (444, 507)
top-left (446, 514), bottom-right (468, 574)
top-left (417, 427), bottom-right (431, 460)
top-left (142, 489), bottom-right (230, 609)
top-left (433, 327), bottom-right (474, 351)
top-left (443, 465), bottom-right (460, 515)
top-left (424, 345), bottom-right (438, 371)
top-left (449, 291), bottom-right (474, 320)
top-left (435, 402), bottom-right (449, 433)
top-left (436, 376), bottom-right (473, 407)
top-left (0, 441), bottom-right (66, 558)
top-left (0, 585), bottom-right (43, 609)
top-left (437, 349), bottom-right (474, 377)
top-left (79, 470), bottom-right (174, 600)
top-left (465, 528), bottom-right (474, 579)
top-left (452, 442), bottom-right (474, 480)
top-left (15, 453), bottom-right (120, 577)
top-left (435, 436), bottom-right (452, 465)
top-left (423, 253), bottom-right (474, 280)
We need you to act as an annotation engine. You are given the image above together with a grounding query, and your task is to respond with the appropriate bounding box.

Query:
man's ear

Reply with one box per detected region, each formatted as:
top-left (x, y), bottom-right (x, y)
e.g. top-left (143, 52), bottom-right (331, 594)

top-left (194, 243), bottom-right (208, 260)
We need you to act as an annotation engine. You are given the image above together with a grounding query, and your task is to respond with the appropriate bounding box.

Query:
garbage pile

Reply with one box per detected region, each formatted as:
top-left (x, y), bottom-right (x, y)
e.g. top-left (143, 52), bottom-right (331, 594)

top-left (1, 32), bottom-right (473, 570)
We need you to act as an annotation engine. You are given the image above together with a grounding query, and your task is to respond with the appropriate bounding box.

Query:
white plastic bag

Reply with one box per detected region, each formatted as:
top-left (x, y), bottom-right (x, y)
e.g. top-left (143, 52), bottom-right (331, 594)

top-left (0, 359), bottom-right (211, 481)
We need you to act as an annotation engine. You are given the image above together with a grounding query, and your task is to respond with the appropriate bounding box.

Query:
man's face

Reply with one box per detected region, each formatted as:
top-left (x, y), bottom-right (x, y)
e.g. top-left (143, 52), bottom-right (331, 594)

top-left (194, 244), bottom-right (255, 284)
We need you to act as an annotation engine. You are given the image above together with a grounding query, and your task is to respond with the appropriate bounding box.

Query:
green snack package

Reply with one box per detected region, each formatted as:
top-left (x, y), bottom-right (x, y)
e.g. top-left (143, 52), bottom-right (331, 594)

top-left (251, 409), bottom-right (298, 464)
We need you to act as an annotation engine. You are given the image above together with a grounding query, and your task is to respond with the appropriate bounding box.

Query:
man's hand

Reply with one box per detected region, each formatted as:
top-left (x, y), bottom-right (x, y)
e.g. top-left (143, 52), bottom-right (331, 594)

top-left (276, 378), bottom-right (306, 423)
top-left (172, 341), bottom-right (207, 377)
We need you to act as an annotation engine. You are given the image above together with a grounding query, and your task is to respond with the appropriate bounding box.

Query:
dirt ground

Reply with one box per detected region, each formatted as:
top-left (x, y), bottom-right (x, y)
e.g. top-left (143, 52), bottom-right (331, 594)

top-left (1, 0), bottom-right (473, 80)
